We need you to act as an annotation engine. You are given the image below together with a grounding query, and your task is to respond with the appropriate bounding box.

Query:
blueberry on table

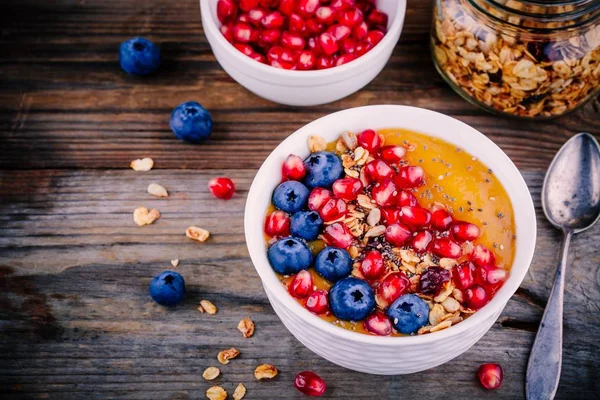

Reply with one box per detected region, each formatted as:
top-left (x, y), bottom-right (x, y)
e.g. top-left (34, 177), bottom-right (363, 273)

top-left (268, 237), bottom-right (313, 275)
top-left (329, 277), bottom-right (375, 321)
top-left (272, 181), bottom-right (310, 214)
top-left (303, 152), bottom-right (344, 189)
top-left (387, 294), bottom-right (429, 334)
top-left (149, 270), bottom-right (185, 306)
top-left (170, 101), bottom-right (213, 143)
top-left (119, 37), bottom-right (161, 75)
top-left (315, 247), bottom-right (352, 282)
top-left (290, 210), bottom-right (323, 241)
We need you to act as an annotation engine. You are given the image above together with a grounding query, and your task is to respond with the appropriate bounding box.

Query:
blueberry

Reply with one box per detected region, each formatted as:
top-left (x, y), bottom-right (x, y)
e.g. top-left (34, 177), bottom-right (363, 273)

top-left (387, 294), bottom-right (429, 334)
top-left (303, 151), bottom-right (344, 189)
top-left (290, 211), bottom-right (323, 241)
top-left (272, 181), bottom-right (309, 214)
top-left (170, 101), bottom-right (213, 143)
top-left (268, 237), bottom-right (313, 275)
top-left (149, 270), bottom-right (185, 306)
top-left (119, 37), bottom-right (160, 76)
top-left (315, 247), bottom-right (352, 282)
top-left (329, 277), bottom-right (375, 321)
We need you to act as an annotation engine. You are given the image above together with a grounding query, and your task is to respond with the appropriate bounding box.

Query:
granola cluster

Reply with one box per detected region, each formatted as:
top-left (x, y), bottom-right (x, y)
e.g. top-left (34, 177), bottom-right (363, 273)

top-left (432, 0), bottom-right (600, 118)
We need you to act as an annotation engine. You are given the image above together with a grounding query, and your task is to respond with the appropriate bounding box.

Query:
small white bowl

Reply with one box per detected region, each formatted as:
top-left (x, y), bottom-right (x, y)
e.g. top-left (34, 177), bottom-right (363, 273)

top-left (245, 105), bottom-right (537, 375)
top-left (200, 0), bottom-right (406, 106)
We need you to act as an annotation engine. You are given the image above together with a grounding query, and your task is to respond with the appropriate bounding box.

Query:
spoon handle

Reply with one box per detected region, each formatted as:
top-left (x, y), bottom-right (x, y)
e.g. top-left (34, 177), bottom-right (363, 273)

top-left (526, 231), bottom-right (572, 400)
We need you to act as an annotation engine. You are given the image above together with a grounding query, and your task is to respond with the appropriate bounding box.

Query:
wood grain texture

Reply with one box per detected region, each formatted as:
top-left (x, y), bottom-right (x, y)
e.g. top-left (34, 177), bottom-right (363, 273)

top-left (0, 0), bottom-right (599, 399)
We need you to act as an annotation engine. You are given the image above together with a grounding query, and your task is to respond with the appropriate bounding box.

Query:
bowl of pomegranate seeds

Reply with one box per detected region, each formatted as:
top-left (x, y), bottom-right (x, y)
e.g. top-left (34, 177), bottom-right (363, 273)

top-left (200, 0), bottom-right (406, 106)
top-left (245, 105), bottom-right (536, 374)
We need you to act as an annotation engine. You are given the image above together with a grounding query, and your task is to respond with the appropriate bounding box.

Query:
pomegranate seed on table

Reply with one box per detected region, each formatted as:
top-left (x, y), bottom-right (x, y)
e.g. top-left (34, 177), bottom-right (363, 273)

top-left (471, 244), bottom-right (496, 267)
top-left (367, 8), bottom-right (388, 29)
top-left (232, 22), bottom-right (253, 43)
top-left (317, 55), bottom-right (335, 69)
top-left (452, 261), bottom-right (475, 290)
top-left (239, 0), bottom-right (259, 12)
top-left (265, 210), bottom-right (291, 237)
top-left (411, 230), bottom-right (433, 253)
top-left (431, 237), bottom-right (463, 258)
top-left (289, 270), bottom-right (314, 298)
top-left (308, 187), bottom-right (333, 211)
top-left (364, 159), bottom-right (395, 182)
top-left (339, 7), bottom-right (364, 27)
top-left (357, 128), bottom-right (383, 152)
top-left (360, 250), bottom-right (386, 280)
top-left (248, 8), bottom-right (266, 26)
top-left (234, 43), bottom-right (254, 56)
top-left (305, 289), bottom-right (329, 314)
top-left (465, 285), bottom-right (489, 309)
top-left (261, 10), bottom-right (285, 28)
top-left (400, 206), bottom-right (432, 229)
top-left (296, 50), bottom-right (317, 70)
top-left (318, 32), bottom-right (339, 55)
top-left (376, 271), bottom-right (410, 307)
top-left (281, 31), bottom-right (306, 50)
top-left (294, 371), bottom-right (327, 397)
top-left (322, 222), bottom-right (353, 249)
top-left (217, 0), bottom-right (238, 24)
top-left (451, 221), bottom-right (481, 242)
top-left (332, 177), bottom-right (364, 201)
top-left (364, 310), bottom-right (392, 336)
top-left (279, 0), bottom-right (295, 15)
top-left (380, 207), bottom-right (402, 226)
top-left (365, 29), bottom-right (385, 46)
top-left (431, 208), bottom-right (453, 231)
top-left (315, 6), bottom-right (335, 25)
top-left (395, 166), bottom-right (425, 188)
top-left (296, 0), bottom-right (320, 17)
top-left (380, 145), bottom-right (406, 163)
top-left (220, 24), bottom-right (235, 43)
top-left (282, 154), bottom-right (307, 181)
top-left (478, 363), bottom-right (503, 390)
top-left (385, 223), bottom-right (412, 247)
top-left (208, 177), bottom-right (236, 199)
top-left (336, 53), bottom-right (355, 66)
top-left (319, 197), bottom-right (347, 222)
top-left (371, 179), bottom-right (398, 207)
top-left (419, 266), bottom-right (451, 296)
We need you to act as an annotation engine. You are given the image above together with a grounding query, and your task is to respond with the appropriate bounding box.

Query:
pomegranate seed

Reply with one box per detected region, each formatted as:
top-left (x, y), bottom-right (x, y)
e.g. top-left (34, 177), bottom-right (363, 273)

top-left (248, 8), bottom-right (267, 26)
top-left (317, 55), bottom-right (335, 69)
top-left (217, 0), bottom-right (238, 24)
top-left (294, 371), bottom-right (326, 397)
top-left (452, 261), bottom-right (475, 290)
top-left (364, 159), bottom-right (395, 183)
top-left (332, 177), bottom-right (363, 201)
top-left (475, 265), bottom-right (507, 294)
top-left (371, 179), bottom-right (398, 207)
top-left (471, 244), bottom-right (496, 267)
top-left (322, 222), bottom-right (353, 249)
top-left (281, 31), bottom-right (306, 50)
top-left (319, 197), bottom-right (347, 222)
top-left (220, 24), bottom-right (235, 43)
top-left (399, 206), bottom-right (431, 229)
top-left (270, 60), bottom-right (294, 69)
top-left (262, 11), bottom-right (285, 28)
top-left (411, 230), bottom-right (433, 253)
top-left (208, 177), bottom-right (235, 199)
top-left (339, 7), bottom-right (363, 27)
top-left (331, 0), bottom-right (355, 12)
top-left (307, 36), bottom-right (322, 54)
top-left (315, 6), bottom-right (335, 25)
top-left (288, 13), bottom-right (307, 35)
top-left (367, 9), bottom-right (388, 29)
top-left (296, 50), bottom-right (316, 70)
top-left (296, 0), bottom-right (320, 17)
top-left (340, 38), bottom-right (357, 54)
top-left (385, 223), bottom-right (412, 247)
top-left (478, 363), bottom-right (503, 390)
top-left (336, 53), bottom-right (355, 66)
top-left (395, 166), bottom-right (425, 189)
top-left (360, 250), bottom-right (386, 280)
top-left (419, 266), bottom-right (451, 296)
top-left (259, 0), bottom-right (278, 7)
top-left (308, 187), bottom-right (333, 211)
top-left (380, 145), bottom-right (406, 163)
top-left (431, 208), bottom-right (453, 231)
top-left (376, 272), bottom-right (409, 308)
top-left (431, 237), bottom-right (463, 258)
top-left (397, 190), bottom-right (418, 207)
top-left (236, 13), bottom-right (250, 24)
top-left (234, 43), bottom-right (255, 56)
top-left (305, 289), bottom-right (329, 314)
top-left (451, 221), bottom-right (481, 242)
top-left (355, 1), bottom-right (374, 15)
top-left (233, 22), bottom-right (253, 43)
top-left (259, 28), bottom-right (281, 46)
top-left (354, 42), bottom-right (373, 56)
top-left (465, 285), bottom-right (489, 309)
top-left (279, 0), bottom-right (295, 15)
top-left (306, 18), bottom-right (324, 34)
top-left (289, 270), bottom-right (313, 298)
top-left (239, 0), bottom-right (259, 12)
top-left (280, 47), bottom-right (297, 64)
top-left (357, 129), bottom-right (382, 152)
top-left (282, 154), bottom-right (307, 181)
top-left (249, 52), bottom-right (267, 63)
top-left (353, 21), bottom-right (369, 40)
top-left (380, 207), bottom-right (401, 226)
top-left (364, 310), bottom-right (392, 336)
top-left (327, 24), bottom-right (352, 41)
top-left (365, 30), bottom-right (385, 46)
top-left (265, 210), bottom-right (291, 237)
top-left (318, 32), bottom-right (339, 55)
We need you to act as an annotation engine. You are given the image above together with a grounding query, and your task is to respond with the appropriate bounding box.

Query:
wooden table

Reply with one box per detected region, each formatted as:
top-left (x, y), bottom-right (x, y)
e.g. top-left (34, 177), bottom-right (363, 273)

top-left (1, 0), bottom-right (599, 399)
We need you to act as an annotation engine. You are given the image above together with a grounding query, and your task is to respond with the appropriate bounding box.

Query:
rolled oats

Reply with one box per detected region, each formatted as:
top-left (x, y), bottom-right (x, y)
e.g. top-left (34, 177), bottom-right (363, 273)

top-left (130, 157), bottom-right (154, 171)
top-left (429, 304), bottom-right (446, 326)
top-left (442, 296), bottom-right (461, 313)
top-left (202, 367), bottom-right (220, 381)
top-left (439, 257), bottom-right (457, 270)
top-left (133, 207), bottom-right (160, 226)
top-left (308, 135), bottom-right (327, 152)
top-left (217, 348), bottom-right (239, 365)
top-left (357, 194), bottom-right (375, 209)
top-left (237, 318), bottom-right (255, 338)
top-left (206, 386), bottom-right (227, 400)
top-left (186, 226), bottom-right (210, 242)
top-left (199, 300), bottom-right (218, 315)
top-left (147, 183), bottom-right (168, 197)
top-left (254, 364), bottom-right (278, 380)
top-left (430, 319), bottom-right (453, 333)
top-left (233, 383), bottom-right (246, 400)
top-left (364, 225), bottom-right (386, 238)
top-left (366, 208), bottom-right (381, 226)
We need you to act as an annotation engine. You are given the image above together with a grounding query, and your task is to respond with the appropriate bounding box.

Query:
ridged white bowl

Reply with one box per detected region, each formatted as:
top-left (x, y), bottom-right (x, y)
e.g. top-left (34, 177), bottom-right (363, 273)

top-left (245, 105), bottom-right (536, 375)
top-left (200, 0), bottom-right (406, 106)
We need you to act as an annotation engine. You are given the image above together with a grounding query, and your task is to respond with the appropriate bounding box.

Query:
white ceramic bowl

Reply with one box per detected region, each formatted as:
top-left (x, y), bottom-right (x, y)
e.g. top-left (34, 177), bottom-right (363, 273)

top-left (244, 105), bottom-right (537, 375)
top-left (200, 0), bottom-right (406, 106)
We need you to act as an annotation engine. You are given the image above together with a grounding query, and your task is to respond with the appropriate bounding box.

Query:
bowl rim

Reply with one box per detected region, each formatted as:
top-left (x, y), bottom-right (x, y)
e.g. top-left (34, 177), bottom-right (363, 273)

top-left (244, 105), bottom-right (537, 346)
top-left (199, 0), bottom-right (407, 78)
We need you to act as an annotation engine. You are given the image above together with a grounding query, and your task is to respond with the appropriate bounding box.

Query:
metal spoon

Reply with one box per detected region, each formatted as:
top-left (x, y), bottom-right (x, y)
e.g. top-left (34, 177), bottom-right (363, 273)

top-left (526, 133), bottom-right (600, 400)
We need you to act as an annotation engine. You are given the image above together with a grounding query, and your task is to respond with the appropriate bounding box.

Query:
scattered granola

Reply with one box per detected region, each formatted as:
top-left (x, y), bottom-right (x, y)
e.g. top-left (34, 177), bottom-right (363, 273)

top-left (133, 206), bottom-right (160, 226)
top-left (233, 383), bottom-right (246, 400)
top-left (171, 259), bottom-right (179, 267)
top-left (199, 300), bottom-right (218, 315)
top-left (202, 367), bottom-right (221, 381)
top-left (147, 183), bottom-right (168, 197)
top-left (237, 318), bottom-right (255, 338)
top-left (186, 226), bottom-right (210, 242)
top-left (217, 348), bottom-right (240, 365)
top-left (254, 364), bottom-right (278, 380)
top-left (130, 157), bottom-right (154, 171)
top-left (206, 386), bottom-right (227, 400)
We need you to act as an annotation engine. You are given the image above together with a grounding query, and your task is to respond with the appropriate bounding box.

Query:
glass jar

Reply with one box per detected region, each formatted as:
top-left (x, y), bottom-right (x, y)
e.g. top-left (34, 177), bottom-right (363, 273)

top-left (431, 0), bottom-right (600, 119)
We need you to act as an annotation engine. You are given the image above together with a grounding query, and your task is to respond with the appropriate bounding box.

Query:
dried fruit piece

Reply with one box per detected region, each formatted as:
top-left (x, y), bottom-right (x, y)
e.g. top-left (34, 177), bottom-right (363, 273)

top-left (206, 385), bottom-right (227, 400)
top-left (133, 207), bottom-right (160, 226)
top-left (217, 348), bottom-right (240, 365)
top-left (186, 226), bottom-right (210, 242)
top-left (130, 157), bottom-right (154, 171)
top-left (254, 364), bottom-right (278, 380)
top-left (233, 383), bottom-right (247, 400)
top-left (147, 183), bottom-right (168, 197)
top-left (202, 366), bottom-right (221, 381)
top-left (237, 318), bottom-right (255, 338)
top-left (199, 300), bottom-right (218, 315)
